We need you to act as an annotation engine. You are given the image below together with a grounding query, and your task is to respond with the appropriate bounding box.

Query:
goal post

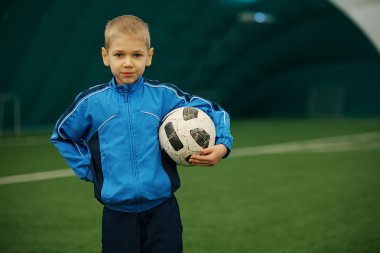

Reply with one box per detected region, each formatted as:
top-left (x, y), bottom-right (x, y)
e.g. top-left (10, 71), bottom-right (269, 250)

top-left (0, 93), bottom-right (21, 136)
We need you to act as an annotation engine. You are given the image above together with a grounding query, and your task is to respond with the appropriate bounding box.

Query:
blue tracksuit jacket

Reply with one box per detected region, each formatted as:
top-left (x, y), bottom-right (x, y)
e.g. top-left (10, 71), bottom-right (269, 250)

top-left (51, 77), bottom-right (233, 212)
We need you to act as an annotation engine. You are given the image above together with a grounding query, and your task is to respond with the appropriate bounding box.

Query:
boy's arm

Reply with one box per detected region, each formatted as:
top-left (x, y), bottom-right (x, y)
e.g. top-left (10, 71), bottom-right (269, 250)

top-left (51, 99), bottom-right (93, 182)
top-left (185, 100), bottom-right (232, 167)
top-left (163, 87), bottom-right (233, 164)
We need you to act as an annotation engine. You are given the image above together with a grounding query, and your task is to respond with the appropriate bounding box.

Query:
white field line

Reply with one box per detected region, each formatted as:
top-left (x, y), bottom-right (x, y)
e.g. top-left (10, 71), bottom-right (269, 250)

top-left (0, 169), bottom-right (73, 186)
top-left (0, 131), bottom-right (379, 186)
top-left (230, 131), bottom-right (380, 158)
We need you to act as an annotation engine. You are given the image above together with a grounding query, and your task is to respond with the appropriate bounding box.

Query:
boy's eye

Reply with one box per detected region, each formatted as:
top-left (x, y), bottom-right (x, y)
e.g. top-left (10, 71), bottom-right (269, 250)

top-left (133, 53), bottom-right (143, 58)
top-left (114, 53), bottom-right (123, 57)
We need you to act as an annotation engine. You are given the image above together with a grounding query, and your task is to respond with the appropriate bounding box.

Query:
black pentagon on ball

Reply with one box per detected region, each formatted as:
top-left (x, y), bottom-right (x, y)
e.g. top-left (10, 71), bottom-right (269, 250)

top-left (164, 122), bottom-right (184, 151)
top-left (183, 107), bottom-right (198, 121)
top-left (185, 155), bottom-right (192, 163)
top-left (190, 128), bottom-right (210, 148)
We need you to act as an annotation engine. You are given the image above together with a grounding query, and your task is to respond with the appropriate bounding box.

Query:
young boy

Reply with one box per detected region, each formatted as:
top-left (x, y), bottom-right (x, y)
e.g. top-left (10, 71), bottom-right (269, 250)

top-left (51, 15), bottom-right (233, 253)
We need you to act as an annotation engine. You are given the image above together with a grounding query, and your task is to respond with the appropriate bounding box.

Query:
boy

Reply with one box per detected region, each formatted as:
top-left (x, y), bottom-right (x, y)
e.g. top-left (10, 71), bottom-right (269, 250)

top-left (51, 15), bottom-right (233, 253)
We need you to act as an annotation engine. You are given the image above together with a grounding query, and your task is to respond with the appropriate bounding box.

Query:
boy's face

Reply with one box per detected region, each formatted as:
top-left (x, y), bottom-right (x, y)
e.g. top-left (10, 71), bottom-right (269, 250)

top-left (102, 34), bottom-right (154, 85)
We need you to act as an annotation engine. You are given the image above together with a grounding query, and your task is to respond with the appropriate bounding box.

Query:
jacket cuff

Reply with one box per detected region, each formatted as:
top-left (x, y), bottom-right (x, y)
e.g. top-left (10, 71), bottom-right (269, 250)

top-left (216, 138), bottom-right (232, 158)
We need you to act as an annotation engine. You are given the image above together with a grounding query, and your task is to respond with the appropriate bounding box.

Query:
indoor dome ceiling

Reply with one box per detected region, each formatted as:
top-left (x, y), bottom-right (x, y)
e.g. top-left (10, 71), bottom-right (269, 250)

top-left (329, 0), bottom-right (380, 53)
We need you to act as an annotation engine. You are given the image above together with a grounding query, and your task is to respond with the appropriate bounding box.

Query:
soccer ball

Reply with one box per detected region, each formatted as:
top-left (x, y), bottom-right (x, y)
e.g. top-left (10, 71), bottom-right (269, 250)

top-left (159, 107), bottom-right (216, 166)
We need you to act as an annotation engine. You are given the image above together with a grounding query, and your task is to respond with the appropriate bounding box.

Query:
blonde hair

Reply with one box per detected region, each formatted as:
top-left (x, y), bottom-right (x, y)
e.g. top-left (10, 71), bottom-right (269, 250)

top-left (104, 15), bottom-right (151, 49)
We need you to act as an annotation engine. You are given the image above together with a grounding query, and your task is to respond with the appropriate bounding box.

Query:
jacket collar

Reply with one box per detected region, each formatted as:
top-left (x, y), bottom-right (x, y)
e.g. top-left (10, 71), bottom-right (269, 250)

top-left (109, 76), bottom-right (144, 93)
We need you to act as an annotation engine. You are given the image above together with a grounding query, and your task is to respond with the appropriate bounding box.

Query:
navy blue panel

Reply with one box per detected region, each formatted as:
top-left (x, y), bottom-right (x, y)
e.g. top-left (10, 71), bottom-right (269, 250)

top-left (160, 150), bottom-right (180, 193)
top-left (88, 131), bottom-right (104, 203)
top-left (144, 79), bottom-right (193, 102)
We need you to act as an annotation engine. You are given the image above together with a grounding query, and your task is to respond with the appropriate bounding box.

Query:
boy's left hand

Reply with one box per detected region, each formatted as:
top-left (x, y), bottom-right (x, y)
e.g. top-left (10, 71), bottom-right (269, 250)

top-left (189, 144), bottom-right (228, 167)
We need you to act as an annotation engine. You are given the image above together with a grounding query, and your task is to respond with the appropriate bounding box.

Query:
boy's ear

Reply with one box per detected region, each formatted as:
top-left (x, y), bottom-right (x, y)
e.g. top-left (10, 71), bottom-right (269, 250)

top-left (146, 47), bottom-right (154, 66)
top-left (101, 47), bottom-right (110, 66)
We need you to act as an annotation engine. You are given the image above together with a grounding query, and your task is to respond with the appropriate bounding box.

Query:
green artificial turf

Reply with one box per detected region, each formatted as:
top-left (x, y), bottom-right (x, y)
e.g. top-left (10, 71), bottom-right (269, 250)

top-left (0, 119), bottom-right (379, 252)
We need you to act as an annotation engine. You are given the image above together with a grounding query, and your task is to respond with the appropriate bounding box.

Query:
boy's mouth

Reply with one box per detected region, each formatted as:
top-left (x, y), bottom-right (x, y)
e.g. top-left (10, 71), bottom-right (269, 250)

top-left (121, 72), bottom-right (134, 77)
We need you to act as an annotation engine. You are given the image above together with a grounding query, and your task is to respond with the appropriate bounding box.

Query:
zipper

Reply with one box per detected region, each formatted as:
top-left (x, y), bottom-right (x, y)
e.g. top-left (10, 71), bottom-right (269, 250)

top-left (124, 86), bottom-right (141, 203)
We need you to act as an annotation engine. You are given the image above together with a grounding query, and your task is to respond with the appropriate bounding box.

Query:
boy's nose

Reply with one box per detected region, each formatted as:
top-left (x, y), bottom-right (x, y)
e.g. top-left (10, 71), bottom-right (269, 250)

top-left (123, 57), bottom-right (133, 67)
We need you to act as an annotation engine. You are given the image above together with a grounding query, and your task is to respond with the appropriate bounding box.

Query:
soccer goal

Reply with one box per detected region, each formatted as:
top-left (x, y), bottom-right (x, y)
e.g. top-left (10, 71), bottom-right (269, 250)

top-left (0, 93), bottom-right (21, 135)
top-left (307, 86), bottom-right (346, 118)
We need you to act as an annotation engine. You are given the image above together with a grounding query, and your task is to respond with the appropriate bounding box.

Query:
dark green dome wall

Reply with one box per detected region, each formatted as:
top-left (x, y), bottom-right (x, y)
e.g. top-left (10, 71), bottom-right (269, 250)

top-left (0, 0), bottom-right (379, 128)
